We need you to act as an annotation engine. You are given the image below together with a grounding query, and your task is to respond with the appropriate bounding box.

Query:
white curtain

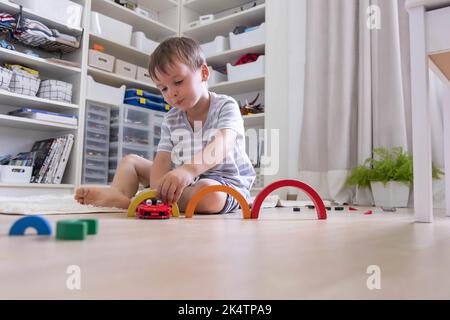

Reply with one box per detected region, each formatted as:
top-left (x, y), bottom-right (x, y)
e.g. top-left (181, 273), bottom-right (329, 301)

top-left (297, 0), bottom-right (445, 206)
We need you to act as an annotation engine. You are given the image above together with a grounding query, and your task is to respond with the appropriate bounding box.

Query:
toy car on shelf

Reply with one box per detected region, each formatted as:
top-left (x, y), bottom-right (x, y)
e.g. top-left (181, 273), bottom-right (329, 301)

top-left (136, 199), bottom-right (172, 219)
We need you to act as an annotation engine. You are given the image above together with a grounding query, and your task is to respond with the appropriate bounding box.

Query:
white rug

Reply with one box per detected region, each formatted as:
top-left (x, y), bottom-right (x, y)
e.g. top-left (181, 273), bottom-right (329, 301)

top-left (0, 195), bottom-right (126, 215)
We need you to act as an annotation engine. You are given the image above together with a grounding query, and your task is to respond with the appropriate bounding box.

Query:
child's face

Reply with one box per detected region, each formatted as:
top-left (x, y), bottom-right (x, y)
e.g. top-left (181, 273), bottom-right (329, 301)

top-left (154, 60), bottom-right (209, 112)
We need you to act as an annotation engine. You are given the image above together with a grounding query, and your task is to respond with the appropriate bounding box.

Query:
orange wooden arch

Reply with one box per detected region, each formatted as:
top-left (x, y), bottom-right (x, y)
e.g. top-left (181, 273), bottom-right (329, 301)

top-left (185, 185), bottom-right (251, 219)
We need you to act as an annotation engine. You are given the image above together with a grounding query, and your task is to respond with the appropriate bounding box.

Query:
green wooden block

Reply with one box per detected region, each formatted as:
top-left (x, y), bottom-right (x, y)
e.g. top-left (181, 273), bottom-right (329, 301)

top-left (56, 220), bottom-right (87, 240)
top-left (78, 219), bottom-right (98, 235)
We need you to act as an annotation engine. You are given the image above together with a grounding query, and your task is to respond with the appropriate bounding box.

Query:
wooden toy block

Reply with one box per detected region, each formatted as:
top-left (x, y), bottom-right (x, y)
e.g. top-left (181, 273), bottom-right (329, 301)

top-left (185, 185), bottom-right (251, 219)
top-left (127, 189), bottom-right (180, 218)
top-left (56, 220), bottom-right (87, 240)
top-left (9, 215), bottom-right (52, 236)
top-left (77, 219), bottom-right (98, 235)
top-left (251, 179), bottom-right (327, 220)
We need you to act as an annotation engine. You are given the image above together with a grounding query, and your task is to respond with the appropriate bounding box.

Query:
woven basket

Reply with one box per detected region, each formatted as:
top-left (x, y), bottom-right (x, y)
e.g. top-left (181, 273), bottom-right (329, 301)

top-left (9, 68), bottom-right (40, 96)
top-left (37, 79), bottom-right (73, 103)
top-left (0, 66), bottom-right (13, 90)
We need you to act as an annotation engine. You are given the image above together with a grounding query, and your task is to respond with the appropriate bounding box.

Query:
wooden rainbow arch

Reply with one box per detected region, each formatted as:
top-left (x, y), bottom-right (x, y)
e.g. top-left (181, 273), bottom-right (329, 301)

top-left (250, 179), bottom-right (327, 220)
top-left (185, 185), bottom-right (251, 219)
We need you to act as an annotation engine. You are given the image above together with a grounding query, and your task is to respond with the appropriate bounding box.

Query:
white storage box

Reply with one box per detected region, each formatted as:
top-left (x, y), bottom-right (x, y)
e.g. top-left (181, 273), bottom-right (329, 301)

top-left (187, 20), bottom-right (200, 29)
top-left (207, 67), bottom-right (227, 85)
top-left (229, 22), bottom-right (265, 50)
top-left (227, 55), bottom-right (265, 82)
top-left (86, 75), bottom-right (125, 106)
top-left (134, 6), bottom-right (158, 21)
top-left (114, 60), bottom-right (137, 79)
top-left (88, 49), bottom-right (115, 72)
top-left (91, 11), bottom-right (132, 46)
top-left (37, 80), bottom-right (73, 103)
top-left (0, 66), bottom-right (13, 90)
top-left (11, 0), bottom-right (83, 29)
top-left (0, 165), bottom-right (32, 183)
top-left (136, 67), bottom-right (154, 84)
top-left (9, 67), bottom-right (40, 96)
top-left (199, 14), bottom-right (214, 24)
top-left (131, 32), bottom-right (159, 55)
top-left (200, 36), bottom-right (229, 57)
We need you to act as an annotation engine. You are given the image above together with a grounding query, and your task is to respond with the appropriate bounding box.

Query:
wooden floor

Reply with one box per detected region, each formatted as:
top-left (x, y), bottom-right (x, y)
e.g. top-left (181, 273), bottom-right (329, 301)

top-left (1, 207), bottom-right (450, 299)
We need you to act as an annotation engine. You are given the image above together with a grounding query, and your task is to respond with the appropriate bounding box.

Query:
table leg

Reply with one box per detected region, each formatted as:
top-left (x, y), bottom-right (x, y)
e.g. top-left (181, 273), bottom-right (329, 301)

top-left (409, 6), bottom-right (434, 223)
top-left (444, 85), bottom-right (450, 217)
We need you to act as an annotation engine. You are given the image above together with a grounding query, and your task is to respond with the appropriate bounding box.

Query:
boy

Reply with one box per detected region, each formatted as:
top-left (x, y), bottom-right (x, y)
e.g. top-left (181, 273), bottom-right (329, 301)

top-left (75, 37), bottom-right (255, 214)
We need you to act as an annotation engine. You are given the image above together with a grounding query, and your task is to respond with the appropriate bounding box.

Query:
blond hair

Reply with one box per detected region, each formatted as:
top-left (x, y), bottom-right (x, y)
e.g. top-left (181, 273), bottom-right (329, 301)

top-left (148, 37), bottom-right (205, 81)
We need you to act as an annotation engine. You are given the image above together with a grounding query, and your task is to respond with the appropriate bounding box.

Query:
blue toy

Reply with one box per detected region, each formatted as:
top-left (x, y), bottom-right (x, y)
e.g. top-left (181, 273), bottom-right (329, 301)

top-left (0, 39), bottom-right (15, 51)
top-left (9, 216), bottom-right (52, 236)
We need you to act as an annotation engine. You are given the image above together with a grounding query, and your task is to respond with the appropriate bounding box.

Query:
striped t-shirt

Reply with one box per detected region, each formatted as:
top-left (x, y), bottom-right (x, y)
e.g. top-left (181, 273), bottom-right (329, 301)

top-left (157, 91), bottom-right (256, 200)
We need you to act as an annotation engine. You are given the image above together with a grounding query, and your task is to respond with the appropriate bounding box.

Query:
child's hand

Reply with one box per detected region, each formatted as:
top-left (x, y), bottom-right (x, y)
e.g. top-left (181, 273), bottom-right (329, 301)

top-left (157, 167), bottom-right (195, 204)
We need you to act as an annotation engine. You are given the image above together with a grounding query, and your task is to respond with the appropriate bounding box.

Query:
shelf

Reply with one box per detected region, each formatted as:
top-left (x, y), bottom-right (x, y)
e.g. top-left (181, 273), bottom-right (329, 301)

top-left (87, 67), bottom-right (158, 92)
top-left (0, 90), bottom-right (78, 112)
top-left (0, 0), bottom-right (83, 35)
top-left (182, 4), bottom-right (265, 43)
top-left (183, 0), bottom-right (258, 15)
top-left (429, 51), bottom-right (450, 81)
top-left (0, 48), bottom-right (81, 77)
top-left (209, 75), bottom-right (264, 95)
top-left (133, 0), bottom-right (178, 12)
top-left (91, 0), bottom-right (178, 41)
top-left (89, 33), bottom-right (150, 68)
top-left (0, 183), bottom-right (75, 189)
top-left (206, 43), bottom-right (265, 67)
top-left (110, 142), bottom-right (149, 150)
top-left (0, 114), bottom-right (78, 131)
top-left (243, 113), bottom-right (264, 127)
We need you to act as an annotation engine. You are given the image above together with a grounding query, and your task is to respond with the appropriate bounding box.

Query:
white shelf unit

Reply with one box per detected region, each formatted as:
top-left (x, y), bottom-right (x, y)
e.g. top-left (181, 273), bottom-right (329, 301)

top-left (0, 90), bottom-right (79, 112)
top-left (88, 33), bottom-right (151, 68)
top-left (209, 75), bottom-right (265, 95)
top-left (0, 0), bottom-right (86, 195)
top-left (180, 0), bottom-right (266, 192)
top-left (86, 0), bottom-right (179, 94)
top-left (90, 0), bottom-right (178, 39)
top-left (84, 0), bottom-right (179, 187)
top-left (0, 0), bottom-right (84, 35)
top-left (0, 0), bottom-right (270, 195)
top-left (182, 3), bottom-right (265, 41)
top-left (183, 0), bottom-right (258, 15)
top-left (87, 66), bottom-right (158, 92)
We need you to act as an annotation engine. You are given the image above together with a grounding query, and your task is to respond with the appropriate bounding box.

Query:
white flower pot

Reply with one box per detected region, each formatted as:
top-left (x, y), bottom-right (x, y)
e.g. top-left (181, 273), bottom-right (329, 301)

top-left (370, 181), bottom-right (410, 207)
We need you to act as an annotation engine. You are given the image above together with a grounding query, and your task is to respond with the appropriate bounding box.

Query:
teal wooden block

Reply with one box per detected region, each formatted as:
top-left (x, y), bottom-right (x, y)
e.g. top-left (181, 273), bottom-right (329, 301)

top-left (56, 220), bottom-right (87, 240)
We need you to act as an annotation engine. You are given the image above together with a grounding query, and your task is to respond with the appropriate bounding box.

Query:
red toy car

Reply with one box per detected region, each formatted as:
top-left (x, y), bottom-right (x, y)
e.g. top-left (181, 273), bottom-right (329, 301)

top-left (136, 199), bottom-right (172, 219)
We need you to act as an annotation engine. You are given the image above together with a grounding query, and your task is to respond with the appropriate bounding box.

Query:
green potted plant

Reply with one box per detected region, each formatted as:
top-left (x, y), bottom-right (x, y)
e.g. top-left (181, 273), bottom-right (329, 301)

top-left (346, 147), bottom-right (444, 207)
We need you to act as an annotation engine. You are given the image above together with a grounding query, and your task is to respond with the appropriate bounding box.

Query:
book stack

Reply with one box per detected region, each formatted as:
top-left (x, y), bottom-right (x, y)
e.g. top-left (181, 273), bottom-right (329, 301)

top-left (30, 134), bottom-right (75, 184)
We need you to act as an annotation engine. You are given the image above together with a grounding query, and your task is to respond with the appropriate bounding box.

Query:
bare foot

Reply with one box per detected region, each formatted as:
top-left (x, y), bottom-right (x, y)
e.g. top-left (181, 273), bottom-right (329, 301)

top-left (74, 187), bottom-right (130, 209)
